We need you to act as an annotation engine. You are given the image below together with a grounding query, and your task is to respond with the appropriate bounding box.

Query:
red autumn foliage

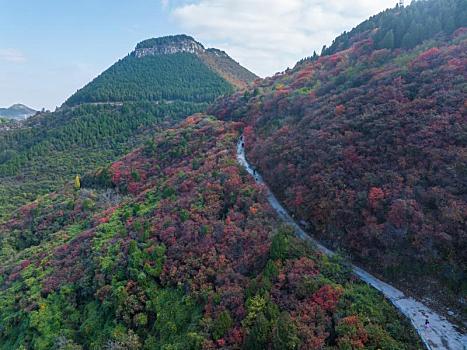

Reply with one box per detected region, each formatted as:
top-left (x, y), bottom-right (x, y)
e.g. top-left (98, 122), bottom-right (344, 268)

top-left (335, 104), bottom-right (346, 115)
top-left (210, 28), bottom-right (467, 300)
top-left (368, 187), bottom-right (385, 209)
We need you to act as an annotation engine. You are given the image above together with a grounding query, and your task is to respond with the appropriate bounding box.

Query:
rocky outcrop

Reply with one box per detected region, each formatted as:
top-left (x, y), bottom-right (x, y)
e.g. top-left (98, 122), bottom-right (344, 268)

top-left (134, 35), bottom-right (205, 58)
top-left (205, 48), bottom-right (230, 58)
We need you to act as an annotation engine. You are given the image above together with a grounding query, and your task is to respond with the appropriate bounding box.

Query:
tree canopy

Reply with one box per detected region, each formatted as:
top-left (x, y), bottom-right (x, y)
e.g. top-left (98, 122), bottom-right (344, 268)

top-left (65, 53), bottom-right (234, 106)
top-left (0, 117), bottom-right (422, 349)
top-left (320, 0), bottom-right (466, 56)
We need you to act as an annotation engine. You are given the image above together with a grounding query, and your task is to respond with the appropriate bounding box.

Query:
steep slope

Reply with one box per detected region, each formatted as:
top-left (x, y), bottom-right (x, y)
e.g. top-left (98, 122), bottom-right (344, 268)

top-left (0, 35), bottom-right (255, 220)
top-left (199, 48), bottom-right (258, 89)
top-left (210, 0), bottom-right (467, 325)
top-left (321, 0), bottom-right (466, 55)
top-left (0, 104), bottom-right (36, 120)
top-left (238, 141), bottom-right (466, 350)
top-left (64, 54), bottom-right (233, 105)
top-left (0, 116), bottom-right (422, 349)
top-left (134, 35), bottom-right (257, 89)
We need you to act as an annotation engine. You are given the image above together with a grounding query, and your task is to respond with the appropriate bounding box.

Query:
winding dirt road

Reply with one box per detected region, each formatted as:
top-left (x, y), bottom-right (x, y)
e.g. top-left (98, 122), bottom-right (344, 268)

top-left (237, 139), bottom-right (466, 350)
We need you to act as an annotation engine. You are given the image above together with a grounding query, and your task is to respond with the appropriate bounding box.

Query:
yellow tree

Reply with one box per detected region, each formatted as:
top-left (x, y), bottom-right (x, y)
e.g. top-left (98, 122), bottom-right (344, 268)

top-left (74, 175), bottom-right (81, 190)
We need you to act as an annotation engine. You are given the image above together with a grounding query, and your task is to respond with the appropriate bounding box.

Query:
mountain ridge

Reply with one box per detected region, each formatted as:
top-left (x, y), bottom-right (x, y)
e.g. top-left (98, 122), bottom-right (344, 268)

top-left (134, 35), bottom-right (205, 57)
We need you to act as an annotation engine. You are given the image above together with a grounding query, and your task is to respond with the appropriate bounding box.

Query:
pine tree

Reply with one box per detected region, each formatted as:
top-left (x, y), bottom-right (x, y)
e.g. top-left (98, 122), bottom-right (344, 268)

top-left (271, 312), bottom-right (300, 350)
top-left (402, 22), bottom-right (422, 49)
top-left (379, 30), bottom-right (395, 49)
top-left (244, 313), bottom-right (271, 350)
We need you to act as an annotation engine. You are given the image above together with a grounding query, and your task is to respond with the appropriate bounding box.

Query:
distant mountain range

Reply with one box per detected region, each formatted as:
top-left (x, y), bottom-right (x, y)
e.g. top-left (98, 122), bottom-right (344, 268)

top-left (0, 104), bottom-right (36, 120)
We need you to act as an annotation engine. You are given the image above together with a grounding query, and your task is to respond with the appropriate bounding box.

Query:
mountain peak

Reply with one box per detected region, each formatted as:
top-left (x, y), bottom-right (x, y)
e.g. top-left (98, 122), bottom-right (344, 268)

top-left (0, 104), bottom-right (36, 120)
top-left (129, 34), bottom-right (257, 89)
top-left (9, 103), bottom-right (33, 111)
top-left (134, 34), bottom-right (205, 58)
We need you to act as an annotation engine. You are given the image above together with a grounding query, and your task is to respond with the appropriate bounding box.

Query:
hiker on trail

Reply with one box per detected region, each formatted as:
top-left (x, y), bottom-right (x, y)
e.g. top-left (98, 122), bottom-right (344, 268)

top-left (252, 169), bottom-right (259, 181)
top-left (424, 318), bottom-right (430, 330)
top-left (241, 142), bottom-right (244, 148)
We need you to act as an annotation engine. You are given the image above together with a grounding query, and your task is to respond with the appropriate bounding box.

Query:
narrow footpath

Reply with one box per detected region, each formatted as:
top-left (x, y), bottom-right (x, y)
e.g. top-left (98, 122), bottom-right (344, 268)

top-left (237, 139), bottom-right (466, 350)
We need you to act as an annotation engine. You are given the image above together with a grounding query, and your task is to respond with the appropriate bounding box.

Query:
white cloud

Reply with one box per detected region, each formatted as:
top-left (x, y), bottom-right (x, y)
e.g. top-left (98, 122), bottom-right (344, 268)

top-left (172, 0), bottom-right (409, 77)
top-left (0, 48), bottom-right (26, 63)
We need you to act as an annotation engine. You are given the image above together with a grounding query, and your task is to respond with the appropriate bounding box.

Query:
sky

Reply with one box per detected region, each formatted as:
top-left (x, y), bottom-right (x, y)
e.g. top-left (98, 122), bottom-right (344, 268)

top-left (0, 0), bottom-right (408, 110)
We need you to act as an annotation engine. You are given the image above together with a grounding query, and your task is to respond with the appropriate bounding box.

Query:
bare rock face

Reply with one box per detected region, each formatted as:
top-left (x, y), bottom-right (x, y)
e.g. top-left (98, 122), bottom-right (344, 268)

top-left (134, 35), bottom-right (206, 58)
top-left (205, 48), bottom-right (230, 58)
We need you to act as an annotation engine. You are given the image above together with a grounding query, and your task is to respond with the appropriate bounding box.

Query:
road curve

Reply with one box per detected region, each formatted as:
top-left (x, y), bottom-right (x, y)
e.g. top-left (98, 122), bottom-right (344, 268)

top-left (236, 138), bottom-right (466, 350)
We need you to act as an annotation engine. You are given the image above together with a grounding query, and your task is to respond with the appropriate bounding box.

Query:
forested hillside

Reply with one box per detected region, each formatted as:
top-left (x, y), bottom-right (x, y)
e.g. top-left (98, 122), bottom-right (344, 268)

top-left (66, 35), bottom-right (257, 106)
top-left (321, 0), bottom-right (466, 55)
top-left (210, 0), bottom-right (467, 321)
top-left (0, 102), bottom-right (204, 221)
top-left (0, 117), bottom-right (21, 132)
top-left (0, 1), bottom-right (464, 347)
top-left (0, 116), bottom-right (422, 349)
top-left (0, 36), bottom-right (255, 220)
top-left (65, 54), bottom-right (234, 106)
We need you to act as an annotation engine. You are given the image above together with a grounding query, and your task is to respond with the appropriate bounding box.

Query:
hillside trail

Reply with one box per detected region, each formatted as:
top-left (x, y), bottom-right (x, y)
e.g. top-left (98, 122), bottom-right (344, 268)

top-left (236, 138), bottom-right (466, 350)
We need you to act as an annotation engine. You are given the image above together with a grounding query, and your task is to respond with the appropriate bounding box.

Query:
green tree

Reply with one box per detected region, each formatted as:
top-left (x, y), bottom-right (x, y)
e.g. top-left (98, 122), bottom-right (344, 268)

top-left (244, 313), bottom-right (271, 350)
top-left (379, 30), bottom-right (395, 49)
top-left (270, 228), bottom-right (290, 261)
top-left (271, 312), bottom-right (300, 350)
top-left (212, 310), bottom-right (233, 340)
top-left (401, 22), bottom-right (422, 49)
